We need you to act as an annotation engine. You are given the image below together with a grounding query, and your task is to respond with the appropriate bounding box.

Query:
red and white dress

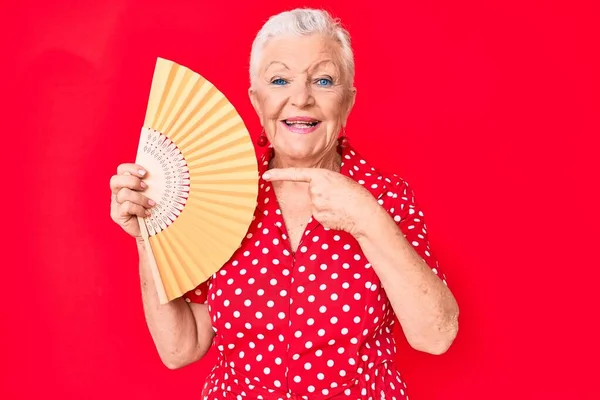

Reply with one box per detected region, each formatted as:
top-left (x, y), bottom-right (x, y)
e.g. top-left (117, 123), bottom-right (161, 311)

top-left (184, 144), bottom-right (448, 399)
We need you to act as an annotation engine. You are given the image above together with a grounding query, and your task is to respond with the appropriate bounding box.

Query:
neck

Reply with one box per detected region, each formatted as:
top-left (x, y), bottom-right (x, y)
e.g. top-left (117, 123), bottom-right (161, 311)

top-left (269, 148), bottom-right (342, 172)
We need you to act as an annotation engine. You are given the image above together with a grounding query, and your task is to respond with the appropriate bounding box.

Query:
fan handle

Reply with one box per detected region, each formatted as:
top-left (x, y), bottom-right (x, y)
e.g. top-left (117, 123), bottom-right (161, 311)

top-left (137, 216), bottom-right (169, 304)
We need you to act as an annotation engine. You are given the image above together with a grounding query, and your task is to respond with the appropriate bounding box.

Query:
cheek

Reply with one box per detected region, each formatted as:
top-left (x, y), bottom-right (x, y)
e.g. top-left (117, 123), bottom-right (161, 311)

top-left (320, 93), bottom-right (346, 120)
top-left (260, 91), bottom-right (288, 120)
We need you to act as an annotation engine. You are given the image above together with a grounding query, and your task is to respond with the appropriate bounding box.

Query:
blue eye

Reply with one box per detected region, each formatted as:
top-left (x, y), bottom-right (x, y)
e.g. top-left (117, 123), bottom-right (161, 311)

top-left (271, 78), bottom-right (288, 85)
top-left (316, 78), bottom-right (333, 86)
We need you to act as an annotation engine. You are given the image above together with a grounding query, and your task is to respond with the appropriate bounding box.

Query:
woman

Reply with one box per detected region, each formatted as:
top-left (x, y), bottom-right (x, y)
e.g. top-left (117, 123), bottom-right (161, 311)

top-left (110, 8), bottom-right (459, 399)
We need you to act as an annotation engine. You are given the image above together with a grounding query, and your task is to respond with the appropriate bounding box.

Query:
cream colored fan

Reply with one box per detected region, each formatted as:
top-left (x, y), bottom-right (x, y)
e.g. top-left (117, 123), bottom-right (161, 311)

top-left (135, 57), bottom-right (259, 304)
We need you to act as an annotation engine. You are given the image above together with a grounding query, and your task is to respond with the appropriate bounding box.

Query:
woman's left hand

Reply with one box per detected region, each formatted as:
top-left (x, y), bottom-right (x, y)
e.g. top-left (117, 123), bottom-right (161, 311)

top-left (263, 168), bottom-right (380, 237)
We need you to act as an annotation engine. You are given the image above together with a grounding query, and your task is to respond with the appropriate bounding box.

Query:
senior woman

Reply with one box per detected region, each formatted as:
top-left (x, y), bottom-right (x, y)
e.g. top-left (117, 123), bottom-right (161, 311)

top-left (110, 8), bottom-right (459, 400)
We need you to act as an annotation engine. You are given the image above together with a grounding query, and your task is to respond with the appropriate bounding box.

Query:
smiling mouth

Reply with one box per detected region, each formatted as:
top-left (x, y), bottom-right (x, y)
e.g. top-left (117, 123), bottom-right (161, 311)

top-left (283, 119), bottom-right (321, 127)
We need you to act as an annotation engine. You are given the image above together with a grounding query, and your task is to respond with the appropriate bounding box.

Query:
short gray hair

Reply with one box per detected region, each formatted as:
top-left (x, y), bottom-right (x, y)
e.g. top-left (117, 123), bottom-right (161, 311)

top-left (249, 8), bottom-right (355, 87)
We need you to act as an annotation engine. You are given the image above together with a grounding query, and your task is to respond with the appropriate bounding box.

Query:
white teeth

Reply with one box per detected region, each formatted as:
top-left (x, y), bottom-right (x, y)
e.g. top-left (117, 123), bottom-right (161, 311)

top-left (284, 120), bottom-right (319, 127)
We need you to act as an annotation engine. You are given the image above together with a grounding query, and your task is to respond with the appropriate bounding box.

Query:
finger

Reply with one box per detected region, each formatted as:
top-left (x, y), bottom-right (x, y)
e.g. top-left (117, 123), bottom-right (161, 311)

top-left (117, 163), bottom-right (147, 177)
top-left (110, 174), bottom-right (147, 194)
top-left (263, 168), bottom-right (314, 182)
top-left (116, 187), bottom-right (156, 208)
top-left (120, 201), bottom-right (151, 218)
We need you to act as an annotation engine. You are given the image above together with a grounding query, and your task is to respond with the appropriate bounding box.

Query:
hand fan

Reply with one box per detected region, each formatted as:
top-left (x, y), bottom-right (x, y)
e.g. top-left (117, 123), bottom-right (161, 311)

top-left (135, 57), bottom-right (259, 304)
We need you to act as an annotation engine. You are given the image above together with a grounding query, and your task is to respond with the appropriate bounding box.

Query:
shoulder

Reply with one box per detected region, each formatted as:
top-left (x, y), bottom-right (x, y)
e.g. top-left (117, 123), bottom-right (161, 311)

top-left (340, 144), bottom-right (414, 201)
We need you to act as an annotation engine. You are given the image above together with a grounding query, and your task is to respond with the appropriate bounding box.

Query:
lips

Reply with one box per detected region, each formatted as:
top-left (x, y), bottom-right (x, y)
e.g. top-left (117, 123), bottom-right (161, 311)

top-left (281, 118), bottom-right (322, 134)
top-left (283, 117), bottom-right (321, 127)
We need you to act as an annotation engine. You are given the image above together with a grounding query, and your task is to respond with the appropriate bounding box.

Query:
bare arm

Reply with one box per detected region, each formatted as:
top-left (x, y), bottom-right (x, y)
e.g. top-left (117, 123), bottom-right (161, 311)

top-left (354, 203), bottom-right (459, 355)
top-left (262, 167), bottom-right (459, 355)
top-left (137, 239), bottom-right (215, 369)
top-left (109, 162), bottom-right (215, 369)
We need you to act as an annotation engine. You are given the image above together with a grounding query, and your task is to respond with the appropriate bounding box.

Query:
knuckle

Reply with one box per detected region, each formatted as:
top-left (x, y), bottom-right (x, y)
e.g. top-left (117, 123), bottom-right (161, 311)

top-left (121, 201), bottom-right (134, 214)
top-left (116, 188), bottom-right (131, 203)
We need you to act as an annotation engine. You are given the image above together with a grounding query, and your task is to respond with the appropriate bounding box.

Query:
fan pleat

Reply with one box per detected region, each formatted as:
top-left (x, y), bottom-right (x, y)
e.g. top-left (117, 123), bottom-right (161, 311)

top-left (180, 117), bottom-right (246, 157)
top-left (143, 62), bottom-right (172, 129)
top-left (150, 62), bottom-right (179, 131)
top-left (167, 216), bottom-right (240, 282)
top-left (179, 218), bottom-right (237, 264)
top-left (188, 185), bottom-right (258, 201)
top-left (161, 70), bottom-right (202, 136)
top-left (177, 105), bottom-right (241, 152)
top-left (166, 81), bottom-right (219, 144)
top-left (155, 68), bottom-right (188, 133)
top-left (181, 200), bottom-right (252, 240)
top-left (156, 219), bottom-right (205, 296)
top-left (186, 147), bottom-right (256, 171)
top-left (151, 233), bottom-right (186, 299)
top-left (187, 163), bottom-right (257, 177)
top-left (184, 131), bottom-right (254, 166)
top-left (168, 87), bottom-right (226, 148)
top-left (187, 190), bottom-right (257, 213)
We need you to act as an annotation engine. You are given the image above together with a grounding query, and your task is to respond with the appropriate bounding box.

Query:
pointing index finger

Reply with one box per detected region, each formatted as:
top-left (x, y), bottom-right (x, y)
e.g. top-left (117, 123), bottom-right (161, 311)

top-left (263, 168), bottom-right (314, 183)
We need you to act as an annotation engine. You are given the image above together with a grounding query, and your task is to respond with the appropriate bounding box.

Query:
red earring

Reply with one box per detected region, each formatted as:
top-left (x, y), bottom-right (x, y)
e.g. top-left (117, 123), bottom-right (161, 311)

top-left (257, 128), bottom-right (268, 147)
top-left (338, 127), bottom-right (349, 148)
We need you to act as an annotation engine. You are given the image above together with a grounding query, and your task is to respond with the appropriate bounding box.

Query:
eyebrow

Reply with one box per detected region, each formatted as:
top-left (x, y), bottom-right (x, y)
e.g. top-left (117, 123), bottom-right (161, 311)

top-left (310, 59), bottom-right (336, 70)
top-left (265, 61), bottom-right (290, 71)
top-left (264, 59), bottom-right (337, 74)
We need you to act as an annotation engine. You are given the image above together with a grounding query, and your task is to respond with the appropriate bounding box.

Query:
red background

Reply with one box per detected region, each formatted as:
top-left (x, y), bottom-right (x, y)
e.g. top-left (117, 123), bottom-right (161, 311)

top-left (3, 0), bottom-right (599, 398)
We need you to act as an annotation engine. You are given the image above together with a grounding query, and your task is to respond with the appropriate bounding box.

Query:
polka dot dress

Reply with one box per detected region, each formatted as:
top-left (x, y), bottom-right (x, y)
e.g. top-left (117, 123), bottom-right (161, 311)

top-left (184, 144), bottom-right (448, 399)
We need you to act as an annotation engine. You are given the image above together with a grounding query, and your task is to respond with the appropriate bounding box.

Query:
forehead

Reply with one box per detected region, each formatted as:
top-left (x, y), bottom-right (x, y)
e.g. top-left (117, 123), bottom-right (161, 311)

top-left (260, 34), bottom-right (342, 72)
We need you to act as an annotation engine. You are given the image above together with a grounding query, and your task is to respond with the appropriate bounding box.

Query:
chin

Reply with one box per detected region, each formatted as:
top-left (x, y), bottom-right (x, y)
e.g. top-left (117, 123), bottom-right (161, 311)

top-left (277, 143), bottom-right (315, 160)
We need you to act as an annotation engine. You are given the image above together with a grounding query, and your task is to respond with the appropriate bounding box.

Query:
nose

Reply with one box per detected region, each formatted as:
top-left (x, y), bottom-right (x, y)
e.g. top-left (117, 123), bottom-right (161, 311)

top-left (290, 81), bottom-right (315, 108)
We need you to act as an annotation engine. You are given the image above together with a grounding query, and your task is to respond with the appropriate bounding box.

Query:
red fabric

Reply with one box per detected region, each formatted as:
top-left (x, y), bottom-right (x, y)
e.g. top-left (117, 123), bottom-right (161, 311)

top-left (184, 144), bottom-right (447, 399)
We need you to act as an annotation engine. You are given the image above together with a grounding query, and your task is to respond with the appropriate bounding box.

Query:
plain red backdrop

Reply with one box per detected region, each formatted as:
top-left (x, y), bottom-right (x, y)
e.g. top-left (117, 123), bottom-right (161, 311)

top-left (2, 0), bottom-right (599, 398)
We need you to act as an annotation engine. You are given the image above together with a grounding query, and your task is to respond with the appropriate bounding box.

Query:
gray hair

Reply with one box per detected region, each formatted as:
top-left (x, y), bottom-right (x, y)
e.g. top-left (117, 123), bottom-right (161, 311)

top-left (249, 8), bottom-right (355, 87)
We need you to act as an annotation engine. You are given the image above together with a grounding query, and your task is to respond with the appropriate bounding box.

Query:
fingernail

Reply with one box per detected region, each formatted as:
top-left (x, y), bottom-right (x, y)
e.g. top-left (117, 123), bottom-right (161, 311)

top-left (262, 173), bottom-right (270, 180)
top-left (145, 209), bottom-right (152, 216)
top-left (148, 199), bottom-right (156, 206)
top-left (140, 181), bottom-right (147, 189)
top-left (138, 169), bottom-right (146, 176)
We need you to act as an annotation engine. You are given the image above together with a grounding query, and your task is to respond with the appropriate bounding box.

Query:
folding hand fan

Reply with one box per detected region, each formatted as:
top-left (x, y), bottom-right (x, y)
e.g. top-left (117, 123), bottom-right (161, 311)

top-left (135, 57), bottom-right (259, 304)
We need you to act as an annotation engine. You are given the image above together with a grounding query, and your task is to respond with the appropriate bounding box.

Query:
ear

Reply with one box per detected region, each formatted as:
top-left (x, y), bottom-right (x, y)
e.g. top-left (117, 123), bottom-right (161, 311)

top-left (248, 87), bottom-right (265, 126)
top-left (342, 86), bottom-right (357, 126)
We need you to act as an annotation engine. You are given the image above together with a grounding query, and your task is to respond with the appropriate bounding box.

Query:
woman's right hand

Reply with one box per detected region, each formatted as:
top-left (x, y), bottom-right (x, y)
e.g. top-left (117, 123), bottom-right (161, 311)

top-left (110, 163), bottom-right (156, 240)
